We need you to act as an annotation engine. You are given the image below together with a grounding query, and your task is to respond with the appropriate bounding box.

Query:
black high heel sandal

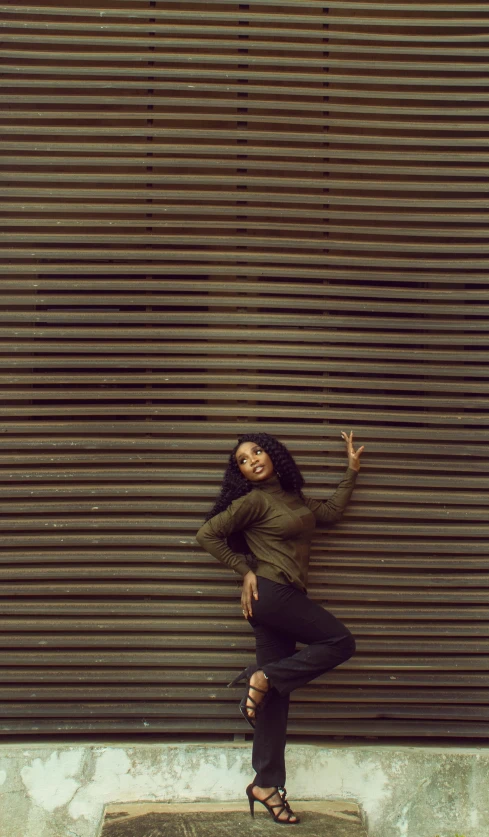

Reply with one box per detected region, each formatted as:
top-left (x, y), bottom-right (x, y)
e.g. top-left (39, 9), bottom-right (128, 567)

top-left (246, 782), bottom-right (300, 825)
top-left (227, 664), bottom-right (270, 729)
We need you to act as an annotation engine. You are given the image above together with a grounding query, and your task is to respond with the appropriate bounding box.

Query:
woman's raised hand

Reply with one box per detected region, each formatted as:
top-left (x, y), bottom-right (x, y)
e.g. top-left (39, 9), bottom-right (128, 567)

top-left (341, 430), bottom-right (364, 472)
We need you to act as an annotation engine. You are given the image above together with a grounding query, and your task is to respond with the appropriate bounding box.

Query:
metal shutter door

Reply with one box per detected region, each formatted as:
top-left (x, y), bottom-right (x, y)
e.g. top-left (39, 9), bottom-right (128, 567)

top-left (1, 1), bottom-right (488, 736)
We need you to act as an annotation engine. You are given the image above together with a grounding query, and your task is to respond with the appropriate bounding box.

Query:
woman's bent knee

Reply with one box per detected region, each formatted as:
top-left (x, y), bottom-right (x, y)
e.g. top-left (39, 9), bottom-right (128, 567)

top-left (335, 633), bottom-right (356, 662)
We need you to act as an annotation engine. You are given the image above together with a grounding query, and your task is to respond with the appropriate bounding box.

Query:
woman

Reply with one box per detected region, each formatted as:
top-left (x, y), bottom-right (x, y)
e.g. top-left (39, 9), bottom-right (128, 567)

top-left (196, 430), bottom-right (363, 824)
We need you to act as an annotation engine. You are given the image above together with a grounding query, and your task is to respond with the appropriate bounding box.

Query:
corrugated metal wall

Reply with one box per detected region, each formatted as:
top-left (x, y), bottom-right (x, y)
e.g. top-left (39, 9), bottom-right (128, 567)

top-left (1, 1), bottom-right (488, 737)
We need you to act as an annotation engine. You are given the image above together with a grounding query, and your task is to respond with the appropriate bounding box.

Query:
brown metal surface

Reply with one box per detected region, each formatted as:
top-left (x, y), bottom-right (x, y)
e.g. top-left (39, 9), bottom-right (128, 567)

top-left (0, 0), bottom-right (488, 738)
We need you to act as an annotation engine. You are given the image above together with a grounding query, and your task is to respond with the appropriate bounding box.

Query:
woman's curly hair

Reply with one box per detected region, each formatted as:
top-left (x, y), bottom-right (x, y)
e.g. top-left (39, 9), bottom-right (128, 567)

top-left (204, 433), bottom-right (305, 562)
top-left (205, 432), bottom-right (305, 521)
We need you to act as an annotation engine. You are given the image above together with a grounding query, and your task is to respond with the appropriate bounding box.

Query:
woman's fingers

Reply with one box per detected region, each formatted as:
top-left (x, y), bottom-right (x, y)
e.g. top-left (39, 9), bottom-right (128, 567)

top-left (245, 585), bottom-right (252, 617)
top-left (340, 430), bottom-right (364, 470)
top-left (241, 573), bottom-right (258, 619)
top-left (341, 430), bottom-right (363, 452)
top-left (341, 429), bottom-right (354, 454)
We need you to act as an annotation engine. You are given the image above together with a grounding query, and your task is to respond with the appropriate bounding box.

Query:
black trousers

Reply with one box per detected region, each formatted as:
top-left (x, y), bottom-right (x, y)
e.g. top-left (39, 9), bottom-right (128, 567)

top-left (247, 576), bottom-right (356, 788)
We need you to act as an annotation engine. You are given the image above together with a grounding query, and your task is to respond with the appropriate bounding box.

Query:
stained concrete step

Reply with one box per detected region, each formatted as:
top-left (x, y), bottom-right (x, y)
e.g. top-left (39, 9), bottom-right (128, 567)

top-left (98, 800), bottom-right (368, 837)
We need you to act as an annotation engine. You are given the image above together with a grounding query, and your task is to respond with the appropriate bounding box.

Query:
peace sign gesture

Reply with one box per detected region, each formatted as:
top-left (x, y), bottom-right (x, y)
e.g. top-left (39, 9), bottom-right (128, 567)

top-left (341, 430), bottom-right (364, 472)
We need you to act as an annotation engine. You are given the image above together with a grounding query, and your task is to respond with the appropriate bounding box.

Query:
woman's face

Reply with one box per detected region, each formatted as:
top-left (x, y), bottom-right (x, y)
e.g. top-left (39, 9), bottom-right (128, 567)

top-left (235, 441), bottom-right (275, 483)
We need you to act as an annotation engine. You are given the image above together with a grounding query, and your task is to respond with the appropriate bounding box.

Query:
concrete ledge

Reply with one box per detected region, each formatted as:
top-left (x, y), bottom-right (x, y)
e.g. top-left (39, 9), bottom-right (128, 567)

top-left (98, 801), bottom-right (367, 837)
top-left (1, 740), bottom-right (488, 837)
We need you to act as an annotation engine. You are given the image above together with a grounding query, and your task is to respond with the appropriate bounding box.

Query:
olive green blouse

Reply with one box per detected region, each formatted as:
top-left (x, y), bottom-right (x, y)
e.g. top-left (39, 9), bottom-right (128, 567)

top-left (196, 467), bottom-right (357, 592)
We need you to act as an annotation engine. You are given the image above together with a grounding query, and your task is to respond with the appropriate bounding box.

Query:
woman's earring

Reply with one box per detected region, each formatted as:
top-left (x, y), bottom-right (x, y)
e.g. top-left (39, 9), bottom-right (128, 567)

top-left (275, 469), bottom-right (281, 480)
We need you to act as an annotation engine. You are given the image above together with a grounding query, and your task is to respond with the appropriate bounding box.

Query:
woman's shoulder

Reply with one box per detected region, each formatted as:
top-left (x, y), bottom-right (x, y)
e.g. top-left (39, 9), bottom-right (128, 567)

top-left (229, 487), bottom-right (268, 512)
top-left (215, 489), bottom-right (270, 527)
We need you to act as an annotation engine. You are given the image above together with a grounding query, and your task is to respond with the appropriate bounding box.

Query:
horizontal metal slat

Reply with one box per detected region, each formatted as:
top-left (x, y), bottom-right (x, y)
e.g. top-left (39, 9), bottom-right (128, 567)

top-left (29, 1), bottom-right (489, 10)
top-left (3, 717), bottom-right (489, 737)
top-left (2, 665), bottom-right (489, 688)
top-left (4, 62), bottom-right (489, 86)
top-left (0, 401), bottom-right (487, 425)
top-left (1, 562), bottom-right (488, 586)
top-left (5, 290), bottom-right (485, 311)
top-left (1, 483), bottom-right (488, 501)
top-left (2, 5), bottom-right (488, 24)
top-left (0, 498), bottom-right (488, 517)
top-left (1, 474), bottom-right (489, 496)
top-left (1, 685), bottom-right (487, 704)
top-left (114, 0), bottom-right (489, 10)
top-left (2, 326), bottom-right (489, 345)
top-left (4, 24), bottom-right (489, 47)
top-left (0, 602), bottom-right (486, 622)
top-left (2, 322), bottom-right (488, 339)
top-left (5, 144), bottom-right (489, 164)
top-left (2, 702), bottom-right (489, 722)
top-left (2, 389), bottom-right (487, 412)
top-left (2, 632), bottom-right (486, 655)
top-left (1, 468), bottom-right (485, 488)
top-left (5, 172), bottom-right (489, 193)
top-left (5, 34), bottom-right (489, 60)
top-left (1, 215), bottom-right (489, 234)
top-left (0, 581), bottom-right (488, 602)
top-left (0, 616), bottom-right (487, 636)
top-left (4, 187), bottom-right (489, 206)
top-left (1, 421), bottom-right (487, 442)
top-left (5, 48), bottom-right (489, 73)
top-left (0, 372), bottom-right (488, 393)
top-left (2, 262), bottom-right (489, 280)
top-left (4, 247), bottom-right (489, 269)
top-left (1, 370), bottom-right (487, 389)
top-left (0, 649), bottom-right (486, 669)
top-left (0, 282), bottom-right (484, 301)
top-left (8, 77), bottom-right (489, 97)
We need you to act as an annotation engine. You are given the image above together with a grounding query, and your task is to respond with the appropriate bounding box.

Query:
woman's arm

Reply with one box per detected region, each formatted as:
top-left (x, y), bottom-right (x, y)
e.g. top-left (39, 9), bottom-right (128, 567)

top-left (304, 431), bottom-right (364, 526)
top-left (195, 491), bottom-right (265, 578)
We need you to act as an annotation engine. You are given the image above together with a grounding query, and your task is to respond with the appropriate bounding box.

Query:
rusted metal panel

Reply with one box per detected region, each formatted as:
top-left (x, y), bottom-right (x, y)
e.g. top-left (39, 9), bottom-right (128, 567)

top-left (0, 0), bottom-right (488, 738)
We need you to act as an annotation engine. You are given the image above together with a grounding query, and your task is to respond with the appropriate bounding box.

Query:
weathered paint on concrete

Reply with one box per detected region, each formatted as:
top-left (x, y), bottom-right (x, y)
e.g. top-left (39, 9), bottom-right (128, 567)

top-left (0, 741), bottom-right (487, 837)
top-left (98, 800), bottom-right (367, 837)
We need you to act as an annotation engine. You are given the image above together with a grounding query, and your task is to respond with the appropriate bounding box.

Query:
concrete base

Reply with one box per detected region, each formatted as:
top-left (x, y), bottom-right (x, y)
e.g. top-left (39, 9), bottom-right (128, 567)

top-left (98, 801), bottom-right (367, 837)
top-left (0, 740), bottom-right (487, 837)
